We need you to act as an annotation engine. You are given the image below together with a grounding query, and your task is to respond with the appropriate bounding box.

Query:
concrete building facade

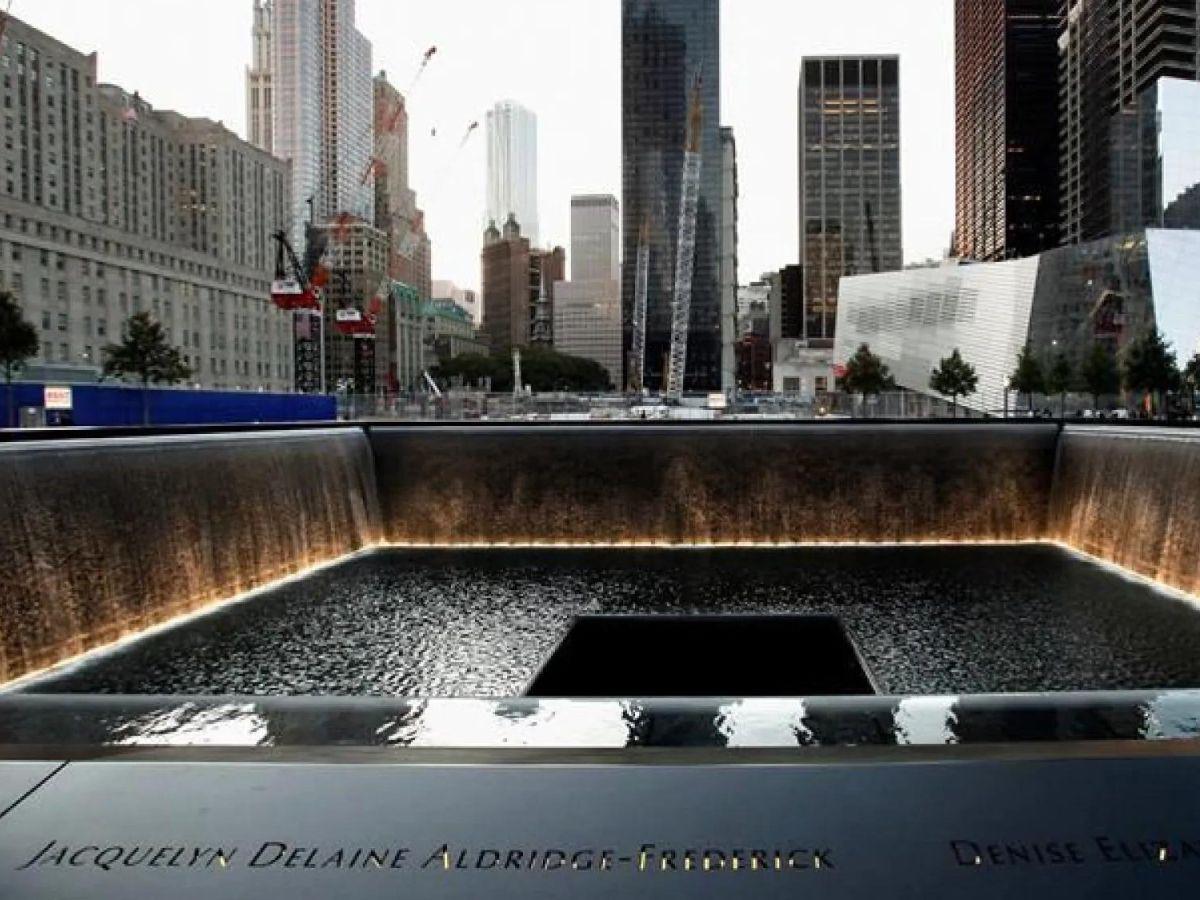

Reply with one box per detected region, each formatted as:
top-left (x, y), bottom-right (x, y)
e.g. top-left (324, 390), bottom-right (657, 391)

top-left (0, 15), bottom-right (294, 391)
top-left (555, 194), bottom-right (622, 387)
top-left (431, 279), bottom-right (480, 324)
top-left (570, 194), bottom-right (619, 282)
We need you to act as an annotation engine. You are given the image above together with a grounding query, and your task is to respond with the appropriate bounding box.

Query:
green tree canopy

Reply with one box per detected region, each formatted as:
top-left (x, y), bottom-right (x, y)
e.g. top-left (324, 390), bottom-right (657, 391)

top-left (838, 343), bottom-right (896, 397)
top-left (0, 289), bottom-right (39, 427)
top-left (1080, 343), bottom-right (1121, 408)
top-left (1121, 327), bottom-right (1179, 414)
top-left (1045, 352), bottom-right (1074, 418)
top-left (1008, 345), bottom-right (1045, 411)
top-left (434, 347), bottom-right (612, 394)
top-left (1185, 353), bottom-right (1200, 389)
top-left (928, 348), bottom-right (978, 417)
top-left (103, 312), bottom-right (192, 424)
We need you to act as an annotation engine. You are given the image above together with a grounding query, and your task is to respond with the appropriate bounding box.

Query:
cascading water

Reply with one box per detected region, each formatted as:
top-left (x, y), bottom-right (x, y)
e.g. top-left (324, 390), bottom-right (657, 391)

top-left (370, 424), bottom-right (1060, 546)
top-left (1050, 427), bottom-right (1200, 597)
top-left (0, 429), bottom-right (380, 683)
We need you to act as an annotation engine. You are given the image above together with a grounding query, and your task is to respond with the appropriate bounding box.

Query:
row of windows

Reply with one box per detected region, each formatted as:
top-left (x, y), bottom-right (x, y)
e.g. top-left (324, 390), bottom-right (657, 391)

top-left (0, 214), bottom-right (272, 292)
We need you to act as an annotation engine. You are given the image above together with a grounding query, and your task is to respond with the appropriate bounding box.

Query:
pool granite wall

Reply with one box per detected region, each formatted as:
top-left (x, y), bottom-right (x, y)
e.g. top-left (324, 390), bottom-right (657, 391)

top-left (0, 422), bottom-right (1196, 685)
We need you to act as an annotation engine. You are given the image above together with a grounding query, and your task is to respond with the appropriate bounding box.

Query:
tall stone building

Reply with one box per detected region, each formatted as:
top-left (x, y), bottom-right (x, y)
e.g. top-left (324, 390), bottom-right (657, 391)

top-left (266, 0), bottom-right (373, 249)
top-left (373, 72), bottom-right (431, 301)
top-left (954, 0), bottom-right (1061, 261)
top-left (246, 0), bottom-right (274, 154)
top-left (622, 0), bottom-right (722, 391)
top-left (0, 14), bottom-right (294, 391)
top-left (1060, 0), bottom-right (1200, 244)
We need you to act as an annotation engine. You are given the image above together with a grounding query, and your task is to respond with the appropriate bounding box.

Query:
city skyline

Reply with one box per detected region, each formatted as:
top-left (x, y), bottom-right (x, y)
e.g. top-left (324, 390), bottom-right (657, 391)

top-left (12, 0), bottom-right (955, 294)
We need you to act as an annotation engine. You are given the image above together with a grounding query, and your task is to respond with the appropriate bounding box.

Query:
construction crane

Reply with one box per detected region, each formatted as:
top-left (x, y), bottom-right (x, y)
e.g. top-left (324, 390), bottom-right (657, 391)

top-left (665, 73), bottom-right (704, 401)
top-left (629, 216), bottom-right (650, 393)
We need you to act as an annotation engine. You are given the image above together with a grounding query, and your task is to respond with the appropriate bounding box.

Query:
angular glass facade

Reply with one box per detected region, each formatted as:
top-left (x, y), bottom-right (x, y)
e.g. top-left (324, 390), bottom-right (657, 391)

top-left (1111, 77), bottom-right (1200, 233)
top-left (836, 229), bottom-right (1200, 411)
top-left (622, 0), bottom-right (721, 391)
top-left (799, 56), bottom-right (902, 346)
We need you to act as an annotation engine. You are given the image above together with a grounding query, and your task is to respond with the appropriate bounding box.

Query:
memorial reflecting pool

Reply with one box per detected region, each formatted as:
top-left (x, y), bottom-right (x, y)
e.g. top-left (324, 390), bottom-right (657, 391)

top-left (22, 544), bottom-right (1200, 697)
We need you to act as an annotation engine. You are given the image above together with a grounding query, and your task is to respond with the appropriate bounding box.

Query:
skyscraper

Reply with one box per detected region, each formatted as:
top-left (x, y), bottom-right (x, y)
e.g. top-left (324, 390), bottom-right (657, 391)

top-left (480, 217), bottom-right (564, 354)
top-left (570, 195), bottom-right (620, 281)
top-left (622, 0), bottom-right (722, 392)
top-left (954, 0), bottom-right (1061, 261)
top-left (1060, 0), bottom-right (1200, 244)
top-left (554, 195), bottom-right (622, 387)
top-left (485, 101), bottom-right (539, 247)
top-left (793, 56), bottom-right (901, 397)
top-left (799, 56), bottom-right (902, 338)
top-left (246, 0), bottom-right (275, 154)
top-left (267, 0), bottom-right (373, 248)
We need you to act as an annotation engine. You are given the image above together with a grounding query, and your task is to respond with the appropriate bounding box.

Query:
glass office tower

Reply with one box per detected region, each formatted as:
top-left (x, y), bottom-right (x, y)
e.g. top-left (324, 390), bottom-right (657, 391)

top-left (1111, 77), bottom-right (1200, 233)
top-left (799, 56), bottom-right (902, 348)
top-left (621, 0), bottom-right (721, 391)
top-left (954, 0), bottom-right (1061, 261)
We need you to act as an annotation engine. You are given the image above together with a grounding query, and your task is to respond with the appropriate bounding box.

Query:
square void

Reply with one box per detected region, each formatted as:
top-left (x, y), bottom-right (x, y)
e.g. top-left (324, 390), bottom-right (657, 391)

top-left (525, 614), bottom-right (878, 698)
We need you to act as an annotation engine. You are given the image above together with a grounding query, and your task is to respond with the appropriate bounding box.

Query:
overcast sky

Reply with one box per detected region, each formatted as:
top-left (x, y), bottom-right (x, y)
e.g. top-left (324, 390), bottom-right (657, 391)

top-left (16, 0), bottom-right (954, 292)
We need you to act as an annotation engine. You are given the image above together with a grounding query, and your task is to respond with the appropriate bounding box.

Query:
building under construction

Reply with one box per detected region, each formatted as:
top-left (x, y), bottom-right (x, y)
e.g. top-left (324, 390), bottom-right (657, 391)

top-left (621, 0), bottom-right (723, 392)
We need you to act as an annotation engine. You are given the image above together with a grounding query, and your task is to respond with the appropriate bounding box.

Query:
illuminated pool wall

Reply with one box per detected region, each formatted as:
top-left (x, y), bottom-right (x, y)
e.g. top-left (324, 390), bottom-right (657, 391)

top-left (1050, 427), bottom-right (1200, 597)
top-left (2, 422), bottom-right (1198, 685)
top-left (0, 429), bottom-right (380, 684)
top-left (371, 424), bottom-right (1058, 545)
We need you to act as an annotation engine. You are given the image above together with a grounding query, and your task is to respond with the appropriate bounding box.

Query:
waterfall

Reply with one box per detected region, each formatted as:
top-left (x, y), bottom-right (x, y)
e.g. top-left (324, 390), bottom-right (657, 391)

top-left (371, 424), bottom-right (1060, 546)
top-left (1050, 427), bottom-right (1200, 597)
top-left (0, 429), bottom-right (380, 684)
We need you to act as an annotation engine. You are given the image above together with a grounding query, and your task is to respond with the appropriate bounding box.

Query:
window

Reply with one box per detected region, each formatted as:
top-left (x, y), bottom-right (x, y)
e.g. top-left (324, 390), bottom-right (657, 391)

top-left (56, 313), bottom-right (67, 331)
top-left (41, 311), bottom-right (50, 330)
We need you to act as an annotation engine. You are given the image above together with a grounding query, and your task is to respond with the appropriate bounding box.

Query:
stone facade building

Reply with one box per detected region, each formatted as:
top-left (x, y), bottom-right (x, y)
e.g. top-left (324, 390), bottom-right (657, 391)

top-left (0, 14), bottom-right (293, 391)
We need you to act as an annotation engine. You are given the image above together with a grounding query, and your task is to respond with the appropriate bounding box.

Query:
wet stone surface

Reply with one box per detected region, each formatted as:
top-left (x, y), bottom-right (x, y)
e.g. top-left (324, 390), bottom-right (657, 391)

top-left (26, 545), bottom-right (1200, 697)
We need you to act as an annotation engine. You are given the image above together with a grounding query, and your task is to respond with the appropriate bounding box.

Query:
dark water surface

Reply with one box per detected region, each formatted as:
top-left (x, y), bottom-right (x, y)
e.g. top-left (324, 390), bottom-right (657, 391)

top-left (26, 545), bottom-right (1200, 696)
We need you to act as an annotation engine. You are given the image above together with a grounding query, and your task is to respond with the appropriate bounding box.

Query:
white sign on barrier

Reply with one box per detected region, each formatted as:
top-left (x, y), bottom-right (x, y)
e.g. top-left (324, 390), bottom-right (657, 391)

top-left (43, 386), bottom-right (73, 411)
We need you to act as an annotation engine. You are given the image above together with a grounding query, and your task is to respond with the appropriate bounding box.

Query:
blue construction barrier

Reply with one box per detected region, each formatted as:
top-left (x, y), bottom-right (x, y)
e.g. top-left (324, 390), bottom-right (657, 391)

top-left (2, 383), bottom-right (335, 427)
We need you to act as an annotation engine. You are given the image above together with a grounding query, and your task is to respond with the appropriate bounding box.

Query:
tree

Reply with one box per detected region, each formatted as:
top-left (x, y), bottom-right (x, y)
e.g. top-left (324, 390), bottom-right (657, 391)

top-left (1183, 352), bottom-right (1200, 416)
top-left (103, 312), bottom-right (192, 424)
top-left (838, 343), bottom-right (896, 401)
top-left (1045, 352), bottom-right (1074, 420)
top-left (1080, 343), bottom-right (1121, 411)
top-left (928, 348), bottom-right (978, 418)
top-left (433, 348), bottom-right (612, 395)
top-left (1008, 345), bottom-right (1045, 414)
top-left (0, 289), bottom-right (39, 429)
top-left (1121, 327), bottom-right (1179, 418)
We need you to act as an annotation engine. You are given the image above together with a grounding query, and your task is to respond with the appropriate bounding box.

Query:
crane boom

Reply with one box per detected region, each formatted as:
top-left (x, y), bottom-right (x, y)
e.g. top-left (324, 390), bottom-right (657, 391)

top-left (665, 74), bottom-right (704, 400)
top-left (629, 218), bottom-right (650, 392)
